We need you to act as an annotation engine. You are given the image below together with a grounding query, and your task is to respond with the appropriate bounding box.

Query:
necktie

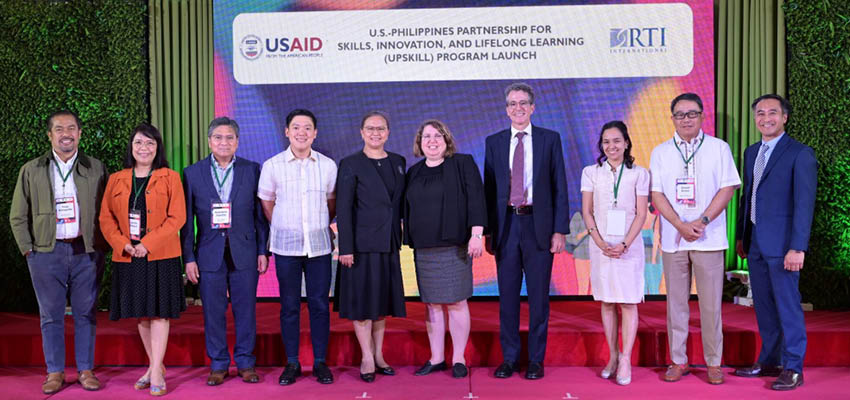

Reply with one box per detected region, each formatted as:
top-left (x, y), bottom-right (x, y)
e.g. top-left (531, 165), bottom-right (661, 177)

top-left (510, 131), bottom-right (526, 206)
top-left (750, 143), bottom-right (768, 224)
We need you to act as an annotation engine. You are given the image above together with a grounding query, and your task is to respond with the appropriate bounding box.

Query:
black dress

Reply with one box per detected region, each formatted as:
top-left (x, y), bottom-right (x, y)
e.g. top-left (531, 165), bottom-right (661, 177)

top-left (334, 156), bottom-right (406, 321)
top-left (109, 176), bottom-right (186, 320)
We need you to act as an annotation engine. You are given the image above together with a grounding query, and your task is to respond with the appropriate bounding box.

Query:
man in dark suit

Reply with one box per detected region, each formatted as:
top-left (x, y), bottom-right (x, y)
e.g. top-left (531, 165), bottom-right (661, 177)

top-left (181, 117), bottom-right (269, 386)
top-left (484, 82), bottom-right (569, 380)
top-left (734, 94), bottom-right (817, 391)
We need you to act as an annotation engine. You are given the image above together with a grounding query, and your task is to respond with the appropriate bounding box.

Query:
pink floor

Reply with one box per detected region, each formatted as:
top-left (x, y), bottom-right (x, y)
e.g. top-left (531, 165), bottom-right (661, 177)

top-left (1, 366), bottom-right (847, 400)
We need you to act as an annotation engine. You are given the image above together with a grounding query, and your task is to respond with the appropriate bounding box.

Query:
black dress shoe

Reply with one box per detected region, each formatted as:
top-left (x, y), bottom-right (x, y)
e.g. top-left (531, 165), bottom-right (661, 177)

top-left (278, 363), bottom-right (301, 386)
top-left (360, 372), bottom-right (376, 383)
top-left (494, 361), bottom-right (519, 378)
top-left (525, 362), bottom-right (544, 380)
top-left (771, 370), bottom-right (803, 391)
top-left (734, 363), bottom-right (783, 378)
top-left (376, 365), bottom-right (395, 376)
top-left (452, 363), bottom-right (468, 378)
top-left (414, 361), bottom-right (447, 376)
top-left (312, 362), bottom-right (333, 384)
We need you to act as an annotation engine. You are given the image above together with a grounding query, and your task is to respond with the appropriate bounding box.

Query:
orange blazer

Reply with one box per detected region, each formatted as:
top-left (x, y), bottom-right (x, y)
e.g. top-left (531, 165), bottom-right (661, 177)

top-left (99, 167), bottom-right (186, 262)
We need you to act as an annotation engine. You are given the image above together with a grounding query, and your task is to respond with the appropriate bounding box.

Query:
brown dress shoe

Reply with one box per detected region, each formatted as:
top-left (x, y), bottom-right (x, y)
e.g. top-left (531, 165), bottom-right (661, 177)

top-left (663, 364), bottom-right (689, 382)
top-left (707, 366), bottom-right (724, 384)
top-left (78, 370), bottom-right (101, 391)
top-left (238, 367), bottom-right (260, 383)
top-left (42, 372), bottom-right (65, 394)
top-left (207, 370), bottom-right (228, 386)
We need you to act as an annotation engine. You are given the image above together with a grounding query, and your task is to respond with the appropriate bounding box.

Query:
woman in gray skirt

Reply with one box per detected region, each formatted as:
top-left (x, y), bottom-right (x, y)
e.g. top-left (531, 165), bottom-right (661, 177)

top-left (403, 119), bottom-right (486, 378)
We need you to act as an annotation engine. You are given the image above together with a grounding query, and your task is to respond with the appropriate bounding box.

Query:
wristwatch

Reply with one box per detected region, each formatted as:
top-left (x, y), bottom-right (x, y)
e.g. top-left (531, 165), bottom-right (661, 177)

top-left (471, 233), bottom-right (483, 239)
top-left (701, 215), bottom-right (710, 225)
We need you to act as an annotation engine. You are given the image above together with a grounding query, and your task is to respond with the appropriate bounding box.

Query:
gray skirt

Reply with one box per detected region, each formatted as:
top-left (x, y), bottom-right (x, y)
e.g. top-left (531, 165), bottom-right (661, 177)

top-left (414, 246), bottom-right (473, 303)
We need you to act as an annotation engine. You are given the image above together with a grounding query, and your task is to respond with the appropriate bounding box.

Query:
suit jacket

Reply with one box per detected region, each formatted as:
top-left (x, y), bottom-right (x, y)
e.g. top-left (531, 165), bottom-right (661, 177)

top-left (180, 156), bottom-right (269, 272)
top-left (736, 134), bottom-right (818, 257)
top-left (484, 125), bottom-right (570, 250)
top-left (403, 153), bottom-right (487, 247)
top-left (336, 151), bottom-right (406, 255)
top-left (99, 167), bottom-right (186, 262)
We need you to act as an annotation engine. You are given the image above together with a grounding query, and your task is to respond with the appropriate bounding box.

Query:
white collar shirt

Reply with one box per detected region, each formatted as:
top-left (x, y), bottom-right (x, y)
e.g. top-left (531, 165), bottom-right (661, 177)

top-left (508, 123), bottom-right (534, 205)
top-left (52, 150), bottom-right (80, 239)
top-left (257, 147), bottom-right (337, 257)
top-left (761, 131), bottom-right (785, 165)
top-left (650, 130), bottom-right (741, 252)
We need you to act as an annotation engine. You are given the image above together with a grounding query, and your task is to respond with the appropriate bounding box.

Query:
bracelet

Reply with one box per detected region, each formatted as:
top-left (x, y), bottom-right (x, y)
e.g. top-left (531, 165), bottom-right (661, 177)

top-left (588, 227), bottom-right (596, 234)
top-left (471, 233), bottom-right (483, 239)
top-left (621, 242), bottom-right (627, 247)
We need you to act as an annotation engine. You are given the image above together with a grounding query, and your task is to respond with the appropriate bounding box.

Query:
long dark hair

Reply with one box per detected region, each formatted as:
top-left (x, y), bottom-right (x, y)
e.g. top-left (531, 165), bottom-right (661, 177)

top-left (595, 120), bottom-right (635, 168)
top-left (123, 123), bottom-right (169, 169)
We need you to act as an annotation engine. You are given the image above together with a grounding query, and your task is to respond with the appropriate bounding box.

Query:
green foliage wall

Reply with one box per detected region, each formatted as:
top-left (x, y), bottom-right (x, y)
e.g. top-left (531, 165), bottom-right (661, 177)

top-left (785, 0), bottom-right (850, 309)
top-left (0, 1), bottom-right (148, 311)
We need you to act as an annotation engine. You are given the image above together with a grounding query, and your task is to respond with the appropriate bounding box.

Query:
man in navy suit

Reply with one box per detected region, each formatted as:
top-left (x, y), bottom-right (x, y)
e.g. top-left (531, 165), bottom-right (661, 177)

top-left (734, 94), bottom-right (817, 391)
top-left (181, 117), bottom-right (269, 386)
top-left (484, 82), bottom-right (569, 380)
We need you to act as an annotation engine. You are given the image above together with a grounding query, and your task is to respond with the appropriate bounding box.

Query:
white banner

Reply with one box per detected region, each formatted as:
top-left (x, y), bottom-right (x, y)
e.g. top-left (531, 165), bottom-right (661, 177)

top-left (232, 4), bottom-right (694, 84)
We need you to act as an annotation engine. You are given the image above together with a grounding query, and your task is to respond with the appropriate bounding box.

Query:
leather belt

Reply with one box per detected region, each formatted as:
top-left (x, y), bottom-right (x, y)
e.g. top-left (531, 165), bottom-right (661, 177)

top-left (508, 205), bottom-right (533, 215)
top-left (56, 237), bottom-right (82, 244)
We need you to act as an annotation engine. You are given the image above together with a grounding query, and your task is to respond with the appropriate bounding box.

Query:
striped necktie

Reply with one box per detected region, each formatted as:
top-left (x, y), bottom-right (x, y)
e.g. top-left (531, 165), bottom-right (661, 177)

top-left (750, 143), bottom-right (768, 224)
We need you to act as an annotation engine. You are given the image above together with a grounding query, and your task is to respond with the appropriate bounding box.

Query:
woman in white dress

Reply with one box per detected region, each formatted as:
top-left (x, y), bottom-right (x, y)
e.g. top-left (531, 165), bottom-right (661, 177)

top-left (580, 120), bottom-right (649, 385)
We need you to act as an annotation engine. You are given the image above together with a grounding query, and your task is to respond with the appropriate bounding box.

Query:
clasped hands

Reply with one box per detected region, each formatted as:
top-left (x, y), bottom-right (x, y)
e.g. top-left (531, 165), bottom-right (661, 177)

top-left (675, 219), bottom-right (706, 244)
top-left (595, 239), bottom-right (627, 259)
top-left (123, 242), bottom-right (149, 258)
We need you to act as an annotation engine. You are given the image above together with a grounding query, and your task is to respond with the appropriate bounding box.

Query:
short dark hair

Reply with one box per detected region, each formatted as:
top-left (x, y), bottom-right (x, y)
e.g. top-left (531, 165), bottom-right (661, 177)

top-left (285, 109), bottom-right (317, 129)
top-left (207, 116), bottom-right (240, 138)
top-left (413, 119), bottom-right (457, 158)
top-left (504, 82), bottom-right (535, 105)
top-left (360, 111), bottom-right (390, 130)
top-left (751, 94), bottom-right (791, 117)
top-left (596, 120), bottom-right (635, 169)
top-left (670, 93), bottom-right (704, 113)
top-left (46, 110), bottom-right (81, 131)
top-left (123, 123), bottom-right (169, 170)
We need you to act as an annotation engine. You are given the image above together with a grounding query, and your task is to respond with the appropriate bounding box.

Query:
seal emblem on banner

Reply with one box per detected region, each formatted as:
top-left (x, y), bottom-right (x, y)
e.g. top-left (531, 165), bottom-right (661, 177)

top-left (240, 35), bottom-right (263, 60)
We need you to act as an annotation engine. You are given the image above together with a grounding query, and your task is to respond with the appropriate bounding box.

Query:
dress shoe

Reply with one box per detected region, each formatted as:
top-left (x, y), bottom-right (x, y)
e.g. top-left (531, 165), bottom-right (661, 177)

top-left (312, 362), bottom-right (334, 384)
top-left (42, 372), bottom-right (65, 394)
top-left (707, 366), bottom-right (724, 385)
top-left (360, 371), bottom-right (376, 383)
top-left (376, 365), bottom-right (395, 376)
top-left (771, 370), bottom-right (803, 391)
top-left (207, 370), bottom-right (228, 386)
top-left (78, 370), bottom-right (101, 391)
top-left (615, 356), bottom-right (631, 385)
top-left (415, 361), bottom-right (447, 376)
top-left (278, 362), bottom-right (302, 386)
top-left (238, 367), bottom-right (260, 383)
top-left (734, 363), bottom-right (783, 377)
top-left (452, 363), bottom-right (468, 378)
top-left (525, 362), bottom-right (544, 380)
top-left (494, 361), bottom-right (520, 378)
top-left (600, 359), bottom-right (618, 379)
top-left (663, 364), bottom-right (689, 382)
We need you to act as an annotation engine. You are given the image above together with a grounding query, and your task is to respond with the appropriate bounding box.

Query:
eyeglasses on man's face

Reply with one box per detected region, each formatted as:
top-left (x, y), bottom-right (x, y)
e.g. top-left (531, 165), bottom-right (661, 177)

top-left (672, 111), bottom-right (702, 120)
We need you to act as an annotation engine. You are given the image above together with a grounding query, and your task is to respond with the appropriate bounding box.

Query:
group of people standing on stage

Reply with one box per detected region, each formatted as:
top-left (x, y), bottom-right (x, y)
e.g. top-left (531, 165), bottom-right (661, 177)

top-left (10, 82), bottom-right (816, 396)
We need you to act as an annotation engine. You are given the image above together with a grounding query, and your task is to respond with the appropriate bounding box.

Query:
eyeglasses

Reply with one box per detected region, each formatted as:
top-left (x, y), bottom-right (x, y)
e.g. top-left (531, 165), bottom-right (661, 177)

top-left (363, 126), bottom-right (387, 133)
top-left (507, 100), bottom-right (532, 109)
top-left (132, 140), bottom-right (157, 148)
top-left (672, 111), bottom-right (702, 120)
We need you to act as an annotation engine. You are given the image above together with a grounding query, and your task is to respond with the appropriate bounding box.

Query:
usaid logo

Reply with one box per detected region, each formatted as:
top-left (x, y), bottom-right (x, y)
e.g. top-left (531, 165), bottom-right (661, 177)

top-left (240, 35), bottom-right (263, 60)
top-left (610, 27), bottom-right (667, 52)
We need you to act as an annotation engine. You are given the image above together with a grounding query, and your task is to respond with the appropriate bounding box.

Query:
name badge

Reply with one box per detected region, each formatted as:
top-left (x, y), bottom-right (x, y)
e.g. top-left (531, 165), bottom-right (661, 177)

top-left (55, 197), bottom-right (76, 224)
top-left (212, 202), bottom-right (231, 229)
top-left (129, 209), bottom-right (142, 240)
top-left (606, 208), bottom-right (627, 236)
top-left (675, 177), bottom-right (697, 208)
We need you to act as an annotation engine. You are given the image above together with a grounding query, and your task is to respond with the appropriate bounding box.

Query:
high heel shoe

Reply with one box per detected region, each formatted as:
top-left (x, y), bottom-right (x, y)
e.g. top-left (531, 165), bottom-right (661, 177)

top-left (600, 359), bottom-right (618, 379)
top-left (616, 356), bottom-right (631, 385)
top-left (135, 366), bottom-right (166, 390)
top-left (150, 381), bottom-right (167, 396)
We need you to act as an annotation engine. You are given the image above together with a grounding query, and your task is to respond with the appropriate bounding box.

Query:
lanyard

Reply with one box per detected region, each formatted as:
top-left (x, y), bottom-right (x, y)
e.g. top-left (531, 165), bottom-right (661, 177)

top-left (212, 162), bottom-right (233, 195)
top-left (609, 162), bottom-right (625, 206)
top-left (673, 135), bottom-right (704, 166)
top-left (132, 170), bottom-right (152, 211)
top-left (53, 157), bottom-right (76, 184)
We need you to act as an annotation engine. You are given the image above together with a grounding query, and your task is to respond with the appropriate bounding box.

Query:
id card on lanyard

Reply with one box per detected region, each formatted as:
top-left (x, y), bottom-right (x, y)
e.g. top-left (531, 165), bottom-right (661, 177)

top-left (56, 197), bottom-right (76, 224)
top-left (674, 136), bottom-right (703, 210)
top-left (211, 202), bottom-right (231, 229)
top-left (606, 163), bottom-right (627, 236)
top-left (129, 171), bottom-right (151, 241)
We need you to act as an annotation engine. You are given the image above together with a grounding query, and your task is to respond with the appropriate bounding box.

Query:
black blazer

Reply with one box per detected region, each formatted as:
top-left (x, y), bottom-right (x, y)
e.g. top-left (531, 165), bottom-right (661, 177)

top-left (483, 125), bottom-right (570, 250)
top-left (403, 153), bottom-right (487, 247)
top-left (336, 151), bottom-right (406, 255)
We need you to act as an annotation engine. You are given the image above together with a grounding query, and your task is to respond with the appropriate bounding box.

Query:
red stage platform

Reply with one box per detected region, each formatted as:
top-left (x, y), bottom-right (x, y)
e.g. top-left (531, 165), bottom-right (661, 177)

top-left (1, 301), bottom-right (848, 368)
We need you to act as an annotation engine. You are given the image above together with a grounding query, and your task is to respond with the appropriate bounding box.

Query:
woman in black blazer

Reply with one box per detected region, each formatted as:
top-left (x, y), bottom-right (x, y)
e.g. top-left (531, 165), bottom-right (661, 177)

top-left (335, 111), bottom-right (407, 382)
top-left (404, 119), bottom-right (486, 379)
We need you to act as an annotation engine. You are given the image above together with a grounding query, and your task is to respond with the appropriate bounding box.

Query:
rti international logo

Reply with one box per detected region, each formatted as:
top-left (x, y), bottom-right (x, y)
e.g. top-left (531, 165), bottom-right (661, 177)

top-left (240, 34), bottom-right (324, 61)
top-left (609, 27), bottom-right (668, 54)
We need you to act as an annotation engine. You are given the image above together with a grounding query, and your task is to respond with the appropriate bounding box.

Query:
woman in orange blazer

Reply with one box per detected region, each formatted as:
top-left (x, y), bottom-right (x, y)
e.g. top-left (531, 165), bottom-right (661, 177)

top-left (99, 123), bottom-right (185, 396)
